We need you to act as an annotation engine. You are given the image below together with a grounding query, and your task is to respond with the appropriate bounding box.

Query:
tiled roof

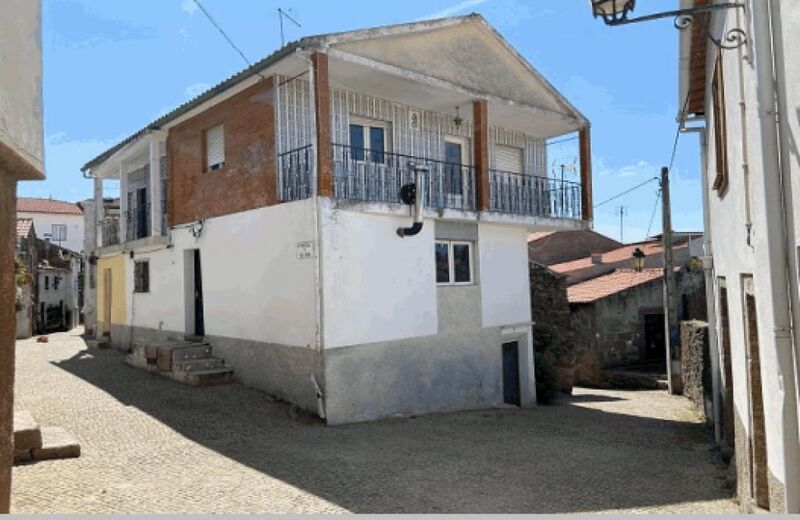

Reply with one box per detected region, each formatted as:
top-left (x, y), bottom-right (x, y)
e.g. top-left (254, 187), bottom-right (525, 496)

top-left (17, 197), bottom-right (83, 215)
top-left (551, 241), bottom-right (671, 275)
top-left (567, 269), bottom-right (664, 304)
top-left (16, 218), bottom-right (33, 237)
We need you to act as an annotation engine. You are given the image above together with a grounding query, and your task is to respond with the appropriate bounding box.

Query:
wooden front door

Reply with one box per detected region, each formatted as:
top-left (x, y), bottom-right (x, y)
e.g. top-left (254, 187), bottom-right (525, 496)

top-left (103, 268), bottom-right (112, 337)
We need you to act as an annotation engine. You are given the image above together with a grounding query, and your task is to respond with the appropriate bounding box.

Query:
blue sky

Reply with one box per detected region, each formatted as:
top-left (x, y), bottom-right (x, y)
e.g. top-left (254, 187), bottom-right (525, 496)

top-left (21, 0), bottom-right (703, 243)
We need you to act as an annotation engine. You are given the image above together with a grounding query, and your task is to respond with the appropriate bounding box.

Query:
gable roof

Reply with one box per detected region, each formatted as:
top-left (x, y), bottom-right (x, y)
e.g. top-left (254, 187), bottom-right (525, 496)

top-left (567, 268), bottom-right (664, 304)
top-left (17, 197), bottom-right (83, 215)
top-left (16, 218), bottom-right (33, 237)
top-left (529, 229), bottom-right (622, 266)
top-left (83, 13), bottom-right (586, 173)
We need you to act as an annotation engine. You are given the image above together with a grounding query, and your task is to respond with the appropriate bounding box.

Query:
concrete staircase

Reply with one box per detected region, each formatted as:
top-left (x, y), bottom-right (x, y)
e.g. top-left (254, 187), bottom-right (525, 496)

top-left (126, 340), bottom-right (234, 386)
top-left (13, 410), bottom-right (80, 464)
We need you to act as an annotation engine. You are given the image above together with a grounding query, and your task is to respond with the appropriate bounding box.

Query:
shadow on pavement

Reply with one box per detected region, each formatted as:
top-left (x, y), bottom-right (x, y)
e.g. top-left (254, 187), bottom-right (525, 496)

top-left (53, 347), bottom-right (732, 513)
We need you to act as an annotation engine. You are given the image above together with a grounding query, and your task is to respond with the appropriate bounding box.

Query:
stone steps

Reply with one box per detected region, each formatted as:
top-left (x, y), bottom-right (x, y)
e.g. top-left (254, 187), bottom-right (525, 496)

top-left (126, 339), bottom-right (234, 387)
top-left (13, 410), bottom-right (80, 464)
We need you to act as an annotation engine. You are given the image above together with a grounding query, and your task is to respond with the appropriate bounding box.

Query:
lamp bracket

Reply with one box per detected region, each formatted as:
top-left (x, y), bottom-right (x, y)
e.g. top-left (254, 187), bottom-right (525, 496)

top-left (604, 2), bottom-right (747, 50)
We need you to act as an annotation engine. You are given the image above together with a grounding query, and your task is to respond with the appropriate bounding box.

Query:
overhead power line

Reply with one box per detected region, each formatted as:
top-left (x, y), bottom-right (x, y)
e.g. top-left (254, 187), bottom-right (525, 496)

top-left (192, 0), bottom-right (267, 81)
top-left (593, 176), bottom-right (659, 209)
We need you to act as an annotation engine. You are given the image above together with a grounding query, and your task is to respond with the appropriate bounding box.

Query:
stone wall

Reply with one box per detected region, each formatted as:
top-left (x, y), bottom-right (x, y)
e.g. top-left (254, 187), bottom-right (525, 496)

top-left (680, 320), bottom-right (713, 424)
top-left (529, 262), bottom-right (570, 334)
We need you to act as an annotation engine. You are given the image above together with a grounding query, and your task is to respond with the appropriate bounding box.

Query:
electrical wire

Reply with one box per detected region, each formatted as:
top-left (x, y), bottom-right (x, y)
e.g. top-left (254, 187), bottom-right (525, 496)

top-left (192, 0), bottom-right (268, 81)
top-left (546, 135), bottom-right (579, 146)
top-left (593, 176), bottom-right (659, 209)
top-left (646, 188), bottom-right (662, 238)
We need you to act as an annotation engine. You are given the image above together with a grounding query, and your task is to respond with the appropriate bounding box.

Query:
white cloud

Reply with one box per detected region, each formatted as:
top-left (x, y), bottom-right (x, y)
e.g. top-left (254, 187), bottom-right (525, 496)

top-left (420, 0), bottom-right (488, 20)
top-left (181, 0), bottom-right (198, 16)
top-left (185, 82), bottom-right (211, 99)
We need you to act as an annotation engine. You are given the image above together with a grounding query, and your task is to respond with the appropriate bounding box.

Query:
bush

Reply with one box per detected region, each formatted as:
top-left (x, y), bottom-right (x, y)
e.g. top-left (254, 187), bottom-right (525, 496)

top-left (535, 352), bottom-right (559, 405)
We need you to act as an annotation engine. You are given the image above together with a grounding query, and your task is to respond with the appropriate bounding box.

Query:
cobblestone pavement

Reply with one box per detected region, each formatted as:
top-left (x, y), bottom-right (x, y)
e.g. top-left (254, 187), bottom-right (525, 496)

top-left (11, 329), bottom-right (737, 514)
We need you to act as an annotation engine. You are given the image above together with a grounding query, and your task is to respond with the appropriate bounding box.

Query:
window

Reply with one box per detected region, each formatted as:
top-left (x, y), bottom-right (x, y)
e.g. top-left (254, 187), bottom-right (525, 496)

top-left (134, 260), bottom-right (150, 293)
top-left (349, 119), bottom-right (388, 162)
top-left (44, 275), bottom-right (49, 290)
top-left (711, 50), bottom-right (729, 194)
top-left (53, 276), bottom-right (60, 290)
top-left (435, 240), bottom-right (474, 285)
top-left (205, 124), bottom-right (225, 171)
top-left (51, 224), bottom-right (67, 242)
top-left (495, 145), bottom-right (523, 174)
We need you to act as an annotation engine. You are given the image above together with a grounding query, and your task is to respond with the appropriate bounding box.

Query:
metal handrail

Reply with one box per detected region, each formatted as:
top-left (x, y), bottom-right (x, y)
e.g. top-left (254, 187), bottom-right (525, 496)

top-left (488, 169), bottom-right (582, 219)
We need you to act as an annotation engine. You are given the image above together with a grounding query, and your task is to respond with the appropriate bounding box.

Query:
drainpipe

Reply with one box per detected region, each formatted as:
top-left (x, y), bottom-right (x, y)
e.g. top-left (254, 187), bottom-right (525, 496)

top-left (752, 0), bottom-right (800, 511)
top-left (397, 165), bottom-right (427, 237)
top-left (682, 124), bottom-right (722, 446)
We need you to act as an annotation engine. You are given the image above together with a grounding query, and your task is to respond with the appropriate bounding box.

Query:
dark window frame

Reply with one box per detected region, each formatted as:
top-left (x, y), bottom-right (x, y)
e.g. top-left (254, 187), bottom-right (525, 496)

top-left (134, 260), bottom-right (150, 293)
top-left (711, 50), bottom-right (729, 195)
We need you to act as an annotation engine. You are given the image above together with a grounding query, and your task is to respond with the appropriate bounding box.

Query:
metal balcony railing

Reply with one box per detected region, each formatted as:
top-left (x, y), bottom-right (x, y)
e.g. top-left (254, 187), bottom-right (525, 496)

top-left (279, 145), bottom-right (314, 202)
top-left (126, 203), bottom-right (151, 242)
top-left (100, 217), bottom-right (120, 247)
top-left (331, 144), bottom-right (476, 211)
top-left (488, 169), bottom-right (582, 219)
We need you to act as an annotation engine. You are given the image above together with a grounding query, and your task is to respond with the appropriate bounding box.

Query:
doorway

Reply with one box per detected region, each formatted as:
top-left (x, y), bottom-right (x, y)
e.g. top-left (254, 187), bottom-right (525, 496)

top-left (718, 278), bottom-right (736, 456)
top-left (193, 250), bottom-right (205, 337)
top-left (643, 313), bottom-right (666, 362)
top-left (742, 276), bottom-right (769, 510)
top-left (502, 341), bottom-right (521, 406)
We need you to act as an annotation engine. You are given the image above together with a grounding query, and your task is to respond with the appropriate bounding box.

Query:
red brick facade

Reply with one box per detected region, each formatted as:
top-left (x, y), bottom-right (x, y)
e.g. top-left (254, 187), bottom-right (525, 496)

top-left (167, 77), bottom-right (277, 226)
top-left (312, 52), bottom-right (333, 197)
top-left (579, 126), bottom-right (593, 222)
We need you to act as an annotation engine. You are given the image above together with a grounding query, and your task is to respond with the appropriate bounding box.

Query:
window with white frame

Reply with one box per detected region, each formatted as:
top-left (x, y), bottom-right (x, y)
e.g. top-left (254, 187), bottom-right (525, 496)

top-left (349, 118), bottom-right (389, 163)
top-left (205, 124), bottom-right (225, 171)
top-left (51, 224), bottom-right (67, 242)
top-left (435, 240), bottom-right (474, 285)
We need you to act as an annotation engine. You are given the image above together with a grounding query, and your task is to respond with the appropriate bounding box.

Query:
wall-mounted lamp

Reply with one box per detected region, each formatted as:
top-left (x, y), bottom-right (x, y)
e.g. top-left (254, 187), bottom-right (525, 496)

top-left (590, 0), bottom-right (747, 50)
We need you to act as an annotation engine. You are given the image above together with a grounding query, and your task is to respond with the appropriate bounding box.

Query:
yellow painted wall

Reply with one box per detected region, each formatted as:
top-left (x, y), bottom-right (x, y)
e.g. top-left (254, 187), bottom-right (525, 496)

top-left (96, 254), bottom-right (127, 335)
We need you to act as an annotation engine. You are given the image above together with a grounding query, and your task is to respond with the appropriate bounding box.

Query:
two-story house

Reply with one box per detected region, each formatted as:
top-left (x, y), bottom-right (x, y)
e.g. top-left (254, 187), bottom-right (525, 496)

top-left (81, 14), bottom-right (593, 424)
top-left (677, 0), bottom-right (800, 512)
top-left (17, 197), bottom-right (84, 253)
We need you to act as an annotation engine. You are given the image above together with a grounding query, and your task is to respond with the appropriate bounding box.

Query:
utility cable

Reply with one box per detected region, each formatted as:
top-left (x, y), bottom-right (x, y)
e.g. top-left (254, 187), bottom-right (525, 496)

top-left (593, 177), bottom-right (659, 209)
top-left (646, 188), bottom-right (662, 238)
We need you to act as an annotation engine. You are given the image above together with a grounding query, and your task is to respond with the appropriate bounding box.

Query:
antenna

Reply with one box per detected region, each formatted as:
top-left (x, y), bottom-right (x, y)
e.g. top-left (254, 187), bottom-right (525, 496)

top-left (278, 8), bottom-right (301, 47)
top-left (615, 205), bottom-right (628, 243)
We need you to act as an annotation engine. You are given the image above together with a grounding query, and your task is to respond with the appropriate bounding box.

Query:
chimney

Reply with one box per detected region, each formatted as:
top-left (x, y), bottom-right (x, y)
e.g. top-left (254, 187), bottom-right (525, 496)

top-left (591, 252), bottom-right (603, 265)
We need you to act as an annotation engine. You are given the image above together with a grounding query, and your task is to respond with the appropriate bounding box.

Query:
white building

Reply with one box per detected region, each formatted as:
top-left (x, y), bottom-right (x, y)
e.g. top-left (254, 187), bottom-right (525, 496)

top-left (17, 197), bottom-right (84, 253)
top-left (37, 260), bottom-right (78, 333)
top-left (82, 15), bottom-right (594, 424)
top-left (678, 0), bottom-right (800, 512)
top-left (0, 0), bottom-right (45, 512)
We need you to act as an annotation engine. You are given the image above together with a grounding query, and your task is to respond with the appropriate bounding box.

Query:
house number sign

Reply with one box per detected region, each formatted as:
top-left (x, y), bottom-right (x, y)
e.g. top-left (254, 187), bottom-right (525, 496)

top-left (296, 241), bottom-right (314, 259)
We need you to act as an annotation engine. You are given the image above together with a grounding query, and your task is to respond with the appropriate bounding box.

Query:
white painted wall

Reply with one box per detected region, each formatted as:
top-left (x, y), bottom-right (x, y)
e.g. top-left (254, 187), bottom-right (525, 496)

top-left (17, 212), bottom-right (84, 253)
top-left (321, 199), bottom-right (438, 348)
top-left (38, 268), bottom-right (70, 308)
top-left (478, 222), bottom-right (532, 328)
top-left (0, 0), bottom-right (44, 177)
top-left (130, 199), bottom-right (318, 347)
top-left (697, 1), bottom-right (800, 509)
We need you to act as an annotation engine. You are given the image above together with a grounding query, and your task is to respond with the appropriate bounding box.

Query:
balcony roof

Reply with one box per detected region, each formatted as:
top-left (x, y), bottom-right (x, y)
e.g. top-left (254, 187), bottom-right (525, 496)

top-left (83, 13), bottom-right (587, 174)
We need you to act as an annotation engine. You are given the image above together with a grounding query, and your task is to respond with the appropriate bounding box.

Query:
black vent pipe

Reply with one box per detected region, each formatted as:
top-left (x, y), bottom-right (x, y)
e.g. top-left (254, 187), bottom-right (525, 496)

top-left (397, 165), bottom-right (427, 238)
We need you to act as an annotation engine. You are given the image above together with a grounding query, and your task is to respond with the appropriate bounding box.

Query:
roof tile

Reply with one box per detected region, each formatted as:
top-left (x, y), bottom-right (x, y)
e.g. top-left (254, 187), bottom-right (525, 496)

top-left (567, 268), bottom-right (664, 304)
top-left (17, 197), bottom-right (82, 215)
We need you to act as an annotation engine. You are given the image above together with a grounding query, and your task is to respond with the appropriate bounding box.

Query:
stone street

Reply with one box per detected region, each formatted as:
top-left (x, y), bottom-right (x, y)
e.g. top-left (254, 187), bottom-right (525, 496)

top-left (11, 329), bottom-right (736, 514)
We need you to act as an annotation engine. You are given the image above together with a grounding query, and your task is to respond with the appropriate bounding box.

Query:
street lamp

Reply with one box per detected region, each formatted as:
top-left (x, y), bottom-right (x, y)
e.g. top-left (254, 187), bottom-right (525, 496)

top-left (590, 0), bottom-right (635, 25)
top-left (589, 0), bottom-right (747, 49)
top-left (631, 247), bottom-right (646, 272)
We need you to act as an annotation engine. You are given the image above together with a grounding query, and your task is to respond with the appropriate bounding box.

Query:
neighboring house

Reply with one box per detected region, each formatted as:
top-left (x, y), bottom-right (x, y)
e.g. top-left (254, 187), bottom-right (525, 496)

top-left (567, 266), bottom-right (705, 386)
top-left (17, 197), bottom-right (84, 253)
top-left (35, 240), bottom-right (80, 333)
top-left (81, 14), bottom-right (594, 424)
top-left (677, 0), bottom-right (800, 512)
top-left (529, 229), bottom-right (621, 266)
top-left (15, 219), bottom-right (38, 339)
top-left (0, 0), bottom-right (45, 512)
top-left (81, 197), bottom-right (120, 338)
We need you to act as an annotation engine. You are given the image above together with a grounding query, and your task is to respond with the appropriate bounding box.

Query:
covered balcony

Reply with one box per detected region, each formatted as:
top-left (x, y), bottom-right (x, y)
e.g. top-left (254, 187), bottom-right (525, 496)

top-left (272, 25), bottom-right (593, 227)
top-left (84, 130), bottom-right (169, 252)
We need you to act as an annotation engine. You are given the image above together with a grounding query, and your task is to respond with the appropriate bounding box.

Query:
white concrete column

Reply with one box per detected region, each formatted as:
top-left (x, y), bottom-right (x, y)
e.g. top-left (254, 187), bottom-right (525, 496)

top-left (149, 132), bottom-right (164, 236)
top-left (93, 177), bottom-right (104, 248)
top-left (119, 162), bottom-right (128, 243)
